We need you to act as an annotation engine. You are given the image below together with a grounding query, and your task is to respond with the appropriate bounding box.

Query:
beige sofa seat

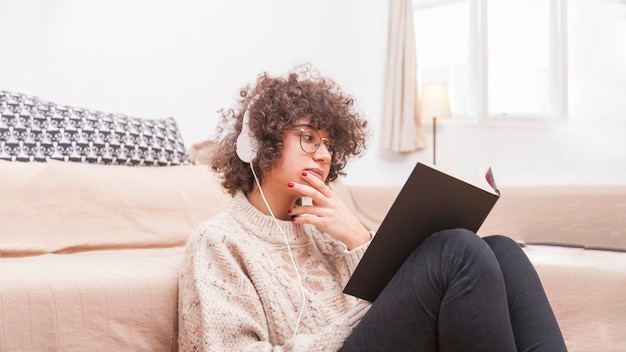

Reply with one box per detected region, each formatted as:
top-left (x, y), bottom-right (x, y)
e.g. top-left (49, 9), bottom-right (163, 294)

top-left (1, 247), bottom-right (184, 351)
top-left (524, 245), bottom-right (626, 351)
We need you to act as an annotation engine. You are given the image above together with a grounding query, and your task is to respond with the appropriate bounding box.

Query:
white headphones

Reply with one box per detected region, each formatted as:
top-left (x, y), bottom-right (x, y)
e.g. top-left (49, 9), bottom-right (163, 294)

top-left (236, 107), bottom-right (258, 163)
top-left (235, 99), bottom-right (307, 337)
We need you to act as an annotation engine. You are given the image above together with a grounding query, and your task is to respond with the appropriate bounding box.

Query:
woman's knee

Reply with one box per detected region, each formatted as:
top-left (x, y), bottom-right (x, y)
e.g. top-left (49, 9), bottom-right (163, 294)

top-left (483, 235), bottom-right (524, 256)
top-left (405, 228), bottom-right (492, 268)
top-left (402, 228), bottom-right (505, 291)
top-left (429, 228), bottom-right (485, 252)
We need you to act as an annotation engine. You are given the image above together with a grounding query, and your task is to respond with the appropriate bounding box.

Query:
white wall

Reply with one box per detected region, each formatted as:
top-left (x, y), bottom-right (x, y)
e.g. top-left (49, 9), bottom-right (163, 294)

top-left (1, 0), bottom-right (625, 186)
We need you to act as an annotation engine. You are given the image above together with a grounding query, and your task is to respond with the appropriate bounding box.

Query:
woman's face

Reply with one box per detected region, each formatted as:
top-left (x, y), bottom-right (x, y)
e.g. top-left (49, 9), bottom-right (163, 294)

top-left (262, 118), bottom-right (332, 192)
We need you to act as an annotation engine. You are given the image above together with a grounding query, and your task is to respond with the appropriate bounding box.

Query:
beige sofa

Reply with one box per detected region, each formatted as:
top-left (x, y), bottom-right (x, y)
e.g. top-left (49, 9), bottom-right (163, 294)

top-left (1, 157), bottom-right (625, 351)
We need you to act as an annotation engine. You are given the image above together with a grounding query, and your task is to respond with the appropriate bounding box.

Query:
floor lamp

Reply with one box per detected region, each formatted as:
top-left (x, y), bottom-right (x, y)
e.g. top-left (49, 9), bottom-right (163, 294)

top-left (420, 83), bottom-right (451, 165)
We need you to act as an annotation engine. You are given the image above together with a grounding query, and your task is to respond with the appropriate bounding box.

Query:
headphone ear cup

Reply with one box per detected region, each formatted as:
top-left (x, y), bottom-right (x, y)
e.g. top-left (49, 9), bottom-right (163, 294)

top-left (235, 111), bottom-right (258, 163)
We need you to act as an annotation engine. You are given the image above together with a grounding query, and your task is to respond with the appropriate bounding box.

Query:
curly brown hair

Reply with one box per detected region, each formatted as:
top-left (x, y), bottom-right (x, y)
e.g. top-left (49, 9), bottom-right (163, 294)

top-left (211, 64), bottom-right (369, 196)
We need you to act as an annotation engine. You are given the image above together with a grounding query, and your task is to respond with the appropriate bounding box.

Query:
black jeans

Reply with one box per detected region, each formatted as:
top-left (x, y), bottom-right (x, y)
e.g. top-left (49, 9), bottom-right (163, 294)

top-left (341, 229), bottom-right (567, 352)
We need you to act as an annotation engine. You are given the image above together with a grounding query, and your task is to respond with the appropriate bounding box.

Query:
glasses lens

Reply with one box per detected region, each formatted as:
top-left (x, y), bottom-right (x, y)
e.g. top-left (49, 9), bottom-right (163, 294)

top-left (299, 129), bottom-right (320, 153)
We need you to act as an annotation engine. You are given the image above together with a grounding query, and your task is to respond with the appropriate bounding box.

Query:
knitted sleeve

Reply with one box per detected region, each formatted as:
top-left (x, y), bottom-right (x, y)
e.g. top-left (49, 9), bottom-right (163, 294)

top-left (178, 225), bottom-right (365, 352)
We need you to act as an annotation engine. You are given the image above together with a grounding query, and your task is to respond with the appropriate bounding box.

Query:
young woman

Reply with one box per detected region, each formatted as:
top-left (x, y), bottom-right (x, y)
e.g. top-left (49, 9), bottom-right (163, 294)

top-left (177, 65), bottom-right (567, 351)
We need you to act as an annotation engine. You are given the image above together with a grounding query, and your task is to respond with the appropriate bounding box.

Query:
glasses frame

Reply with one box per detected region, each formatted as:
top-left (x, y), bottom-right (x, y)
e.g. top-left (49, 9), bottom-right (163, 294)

top-left (287, 125), bottom-right (332, 156)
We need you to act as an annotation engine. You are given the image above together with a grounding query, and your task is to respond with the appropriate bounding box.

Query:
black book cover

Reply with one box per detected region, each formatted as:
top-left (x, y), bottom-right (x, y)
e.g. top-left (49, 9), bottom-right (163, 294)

top-left (343, 162), bottom-right (500, 302)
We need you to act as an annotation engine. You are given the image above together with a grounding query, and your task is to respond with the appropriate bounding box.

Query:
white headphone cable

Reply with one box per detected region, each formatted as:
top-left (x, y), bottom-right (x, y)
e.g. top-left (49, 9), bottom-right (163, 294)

top-left (249, 162), bottom-right (307, 338)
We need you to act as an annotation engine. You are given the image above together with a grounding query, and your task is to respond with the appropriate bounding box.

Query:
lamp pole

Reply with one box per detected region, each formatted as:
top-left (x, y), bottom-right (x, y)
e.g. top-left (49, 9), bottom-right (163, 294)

top-left (419, 82), bottom-right (450, 166)
top-left (432, 117), bottom-right (437, 165)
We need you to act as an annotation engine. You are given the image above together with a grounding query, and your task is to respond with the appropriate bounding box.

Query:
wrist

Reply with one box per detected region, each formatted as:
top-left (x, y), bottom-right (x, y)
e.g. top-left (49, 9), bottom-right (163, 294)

top-left (345, 229), bottom-right (373, 251)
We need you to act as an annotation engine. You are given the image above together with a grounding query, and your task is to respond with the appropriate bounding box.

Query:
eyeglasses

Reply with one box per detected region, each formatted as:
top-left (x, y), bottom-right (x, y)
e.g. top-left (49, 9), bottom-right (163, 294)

top-left (287, 126), bottom-right (333, 155)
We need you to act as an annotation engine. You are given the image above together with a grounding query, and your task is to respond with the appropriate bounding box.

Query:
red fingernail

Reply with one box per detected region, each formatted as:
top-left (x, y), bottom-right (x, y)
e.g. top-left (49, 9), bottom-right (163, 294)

top-left (301, 171), bottom-right (307, 177)
top-left (287, 209), bottom-right (292, 214)
top-left (287, 182), bottom-right (294, 188)
top-left (291, 217), bottom-right (296, 222)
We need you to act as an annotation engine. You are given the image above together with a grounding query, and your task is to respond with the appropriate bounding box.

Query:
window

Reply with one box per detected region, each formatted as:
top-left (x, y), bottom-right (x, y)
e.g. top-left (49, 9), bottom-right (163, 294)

top-left (413, 0), bottom-right (567, 121)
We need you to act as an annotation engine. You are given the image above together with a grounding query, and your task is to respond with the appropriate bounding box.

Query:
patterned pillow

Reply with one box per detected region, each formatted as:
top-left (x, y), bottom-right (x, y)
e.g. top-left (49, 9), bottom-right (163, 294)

top-left (0, 90), bottom-right (188, 166)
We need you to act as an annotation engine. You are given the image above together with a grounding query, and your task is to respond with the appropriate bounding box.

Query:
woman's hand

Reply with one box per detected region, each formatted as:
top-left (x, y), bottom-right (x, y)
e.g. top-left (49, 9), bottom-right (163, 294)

top-left (287, 171), bottom-right (371, 250)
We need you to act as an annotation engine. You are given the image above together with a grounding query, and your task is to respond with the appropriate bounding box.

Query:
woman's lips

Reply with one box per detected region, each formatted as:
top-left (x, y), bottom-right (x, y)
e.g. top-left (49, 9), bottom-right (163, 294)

top-left (305, 168), bottom-right (324, 181)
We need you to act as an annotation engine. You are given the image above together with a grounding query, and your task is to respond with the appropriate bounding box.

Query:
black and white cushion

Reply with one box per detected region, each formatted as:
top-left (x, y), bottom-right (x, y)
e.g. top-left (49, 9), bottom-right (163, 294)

top-left (0, 91), bottom-right (188, 166)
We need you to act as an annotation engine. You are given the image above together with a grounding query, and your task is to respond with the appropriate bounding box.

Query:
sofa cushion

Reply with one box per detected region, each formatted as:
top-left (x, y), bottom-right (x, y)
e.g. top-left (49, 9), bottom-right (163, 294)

top-left (0, 90), bottom-right (187, 166)
top-left (0, 160), bottom-right (232, 257)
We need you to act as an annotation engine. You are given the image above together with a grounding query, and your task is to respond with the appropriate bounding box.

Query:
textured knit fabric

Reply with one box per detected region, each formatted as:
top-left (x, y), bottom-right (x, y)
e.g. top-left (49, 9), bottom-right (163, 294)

top-left (178, 192), bottom-right (372, 351)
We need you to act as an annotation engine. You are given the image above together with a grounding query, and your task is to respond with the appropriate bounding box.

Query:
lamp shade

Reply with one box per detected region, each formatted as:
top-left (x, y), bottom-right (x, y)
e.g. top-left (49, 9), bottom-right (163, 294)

top-left (420, 83), bottom-right (451, 120)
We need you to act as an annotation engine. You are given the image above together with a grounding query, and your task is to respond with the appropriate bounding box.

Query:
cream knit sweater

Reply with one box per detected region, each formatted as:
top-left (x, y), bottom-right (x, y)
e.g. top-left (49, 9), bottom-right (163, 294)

top-left (178, 193), bottom-right (372, 351)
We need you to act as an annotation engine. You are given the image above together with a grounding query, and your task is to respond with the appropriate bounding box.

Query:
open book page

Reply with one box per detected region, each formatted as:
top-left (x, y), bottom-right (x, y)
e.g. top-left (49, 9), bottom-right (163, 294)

top-left (481, 166), bottom-right (500, 195)
top-left (429, 162), bottom-right (500, 196)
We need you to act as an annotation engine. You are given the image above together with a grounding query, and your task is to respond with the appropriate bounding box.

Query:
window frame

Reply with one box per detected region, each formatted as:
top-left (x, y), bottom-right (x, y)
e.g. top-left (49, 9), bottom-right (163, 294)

top-left (413, 0), bottom-right (568, 124)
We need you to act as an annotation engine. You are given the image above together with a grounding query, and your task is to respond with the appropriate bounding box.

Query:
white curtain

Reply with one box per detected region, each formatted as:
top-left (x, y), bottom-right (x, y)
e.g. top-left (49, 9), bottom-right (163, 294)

top-left (382, 0), bottom-right (425, 153)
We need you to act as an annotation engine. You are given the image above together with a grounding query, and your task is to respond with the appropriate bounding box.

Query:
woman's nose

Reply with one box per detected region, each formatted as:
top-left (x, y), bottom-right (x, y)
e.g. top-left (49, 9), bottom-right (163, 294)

top-left (313, 141), bottom-right (332, 163)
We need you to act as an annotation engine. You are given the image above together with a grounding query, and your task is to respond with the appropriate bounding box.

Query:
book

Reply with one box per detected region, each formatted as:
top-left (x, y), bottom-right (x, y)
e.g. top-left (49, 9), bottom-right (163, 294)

top-left (343, 162), bottom-right (500, 302)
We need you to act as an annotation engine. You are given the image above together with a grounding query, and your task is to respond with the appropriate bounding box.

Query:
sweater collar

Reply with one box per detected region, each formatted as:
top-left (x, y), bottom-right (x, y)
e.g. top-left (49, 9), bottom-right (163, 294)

top-left (228, 192), bottom-right (311, 245)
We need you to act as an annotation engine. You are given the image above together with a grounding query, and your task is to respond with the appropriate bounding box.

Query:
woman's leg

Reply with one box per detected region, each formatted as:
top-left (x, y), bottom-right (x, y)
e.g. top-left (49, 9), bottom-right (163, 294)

top-left (342, 228), bottom-right (517, 352)
top-left (483, 235), bottom-right (567, 352)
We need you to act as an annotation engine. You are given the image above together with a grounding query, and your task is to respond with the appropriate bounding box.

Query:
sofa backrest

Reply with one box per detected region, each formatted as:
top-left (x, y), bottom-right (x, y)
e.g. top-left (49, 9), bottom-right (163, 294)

top-left (479, 185), bottom-right (626, 251)
top-left (0, 160), bottom-right (231, 257)
top-left (7, 156), bottom-right (624, 256)
top-left (343, 184), bottom-right (626, 252)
